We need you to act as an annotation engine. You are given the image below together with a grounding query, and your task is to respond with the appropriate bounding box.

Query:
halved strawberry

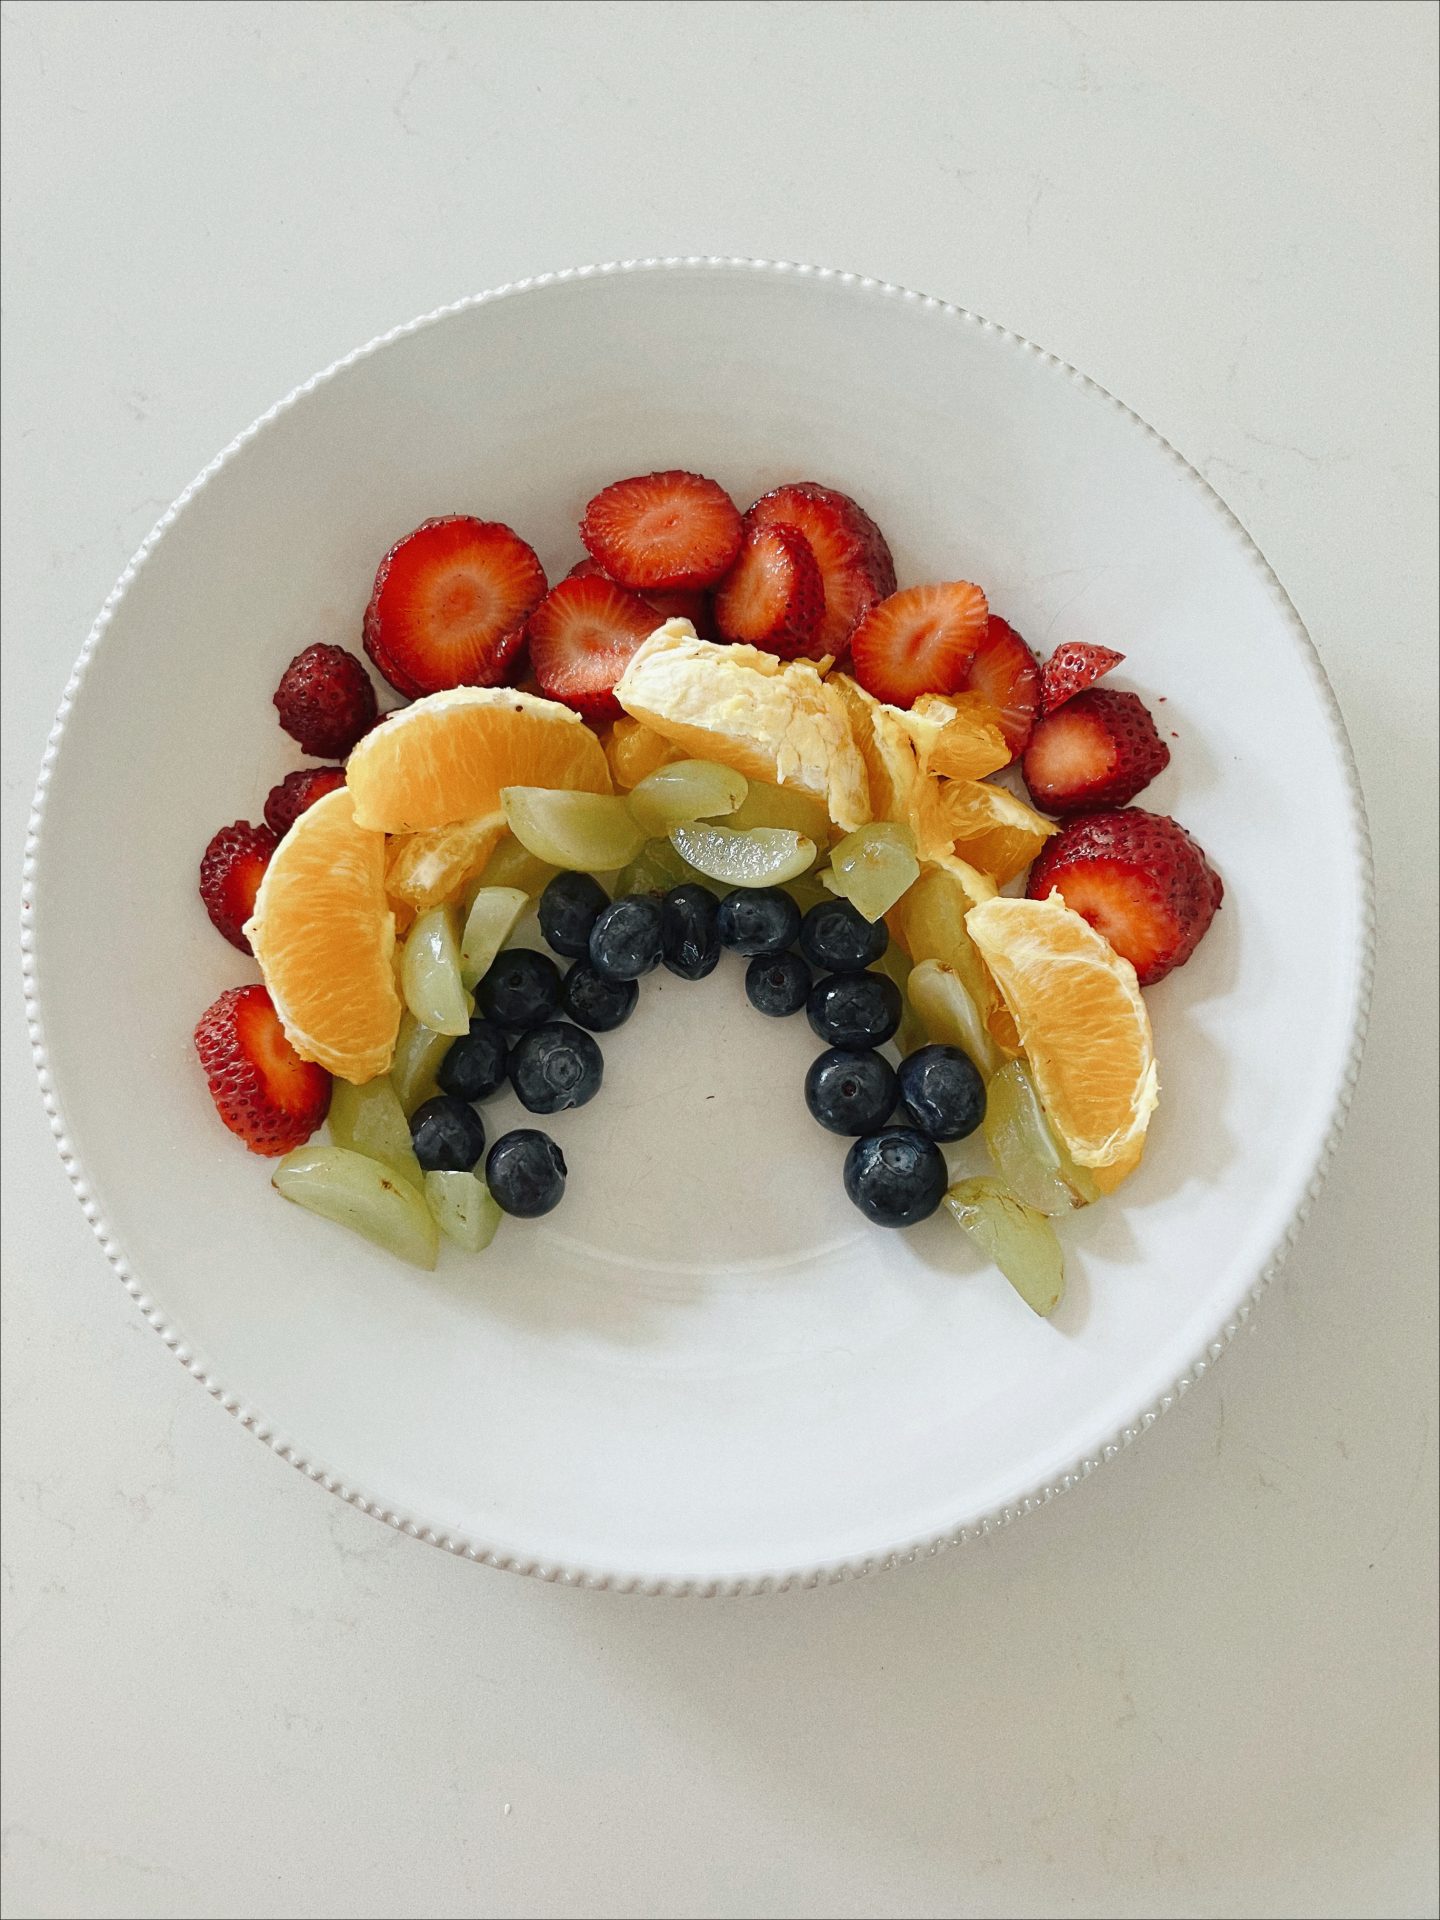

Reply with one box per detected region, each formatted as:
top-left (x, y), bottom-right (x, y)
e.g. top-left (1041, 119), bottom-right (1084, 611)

top-left (567, 559), bottom-right (715, 639)
top-left (957, 616), bottom-right (1042, 758)
top-left (746, 483), bottom-right (896, 656)
top-left (1022, 688), bottom-right (1169, 814)
top-left (580, 470), bottom-right (743, 591)
top-left (849, 581), bottom-right (989, 708)
top-left (263, 766), bottom-right (347, 839)
top-left (1040, 641), bottom-right (1126, 714)
top-left (199, 821), bottom-right (277, 952)
top-left (527, 573), bottom-right (660, 722)
top-left (364, 516), bottom-right (547, 697)
top-left (1027, 809), bottom-right (1222, 985)
top-left (714, 522), bottom-right (824, 657)
top-left (194, 984), bottom-right (331, 1155)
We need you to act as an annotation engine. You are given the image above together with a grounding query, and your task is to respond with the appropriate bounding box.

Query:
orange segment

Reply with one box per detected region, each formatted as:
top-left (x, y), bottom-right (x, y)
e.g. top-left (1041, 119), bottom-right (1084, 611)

top-left (829, 673), bottom-right (921, 824)
top-left (888, 856), bottom-right (1018, 1057)
top-left (245, 788), bottom-right (401, 1083)
top-left (346, 686), bottom-right (611, 834)
top-left (604, 715), bottom-right (684, 790)
top-left (385, 812), bottom-right (507, 912)
top-left (906, 693), bottom-right (1011, 780)
top-left (965, 894), bottom-right (1157, 1171)
top-left (914, 776), bottom-right (1056, 883)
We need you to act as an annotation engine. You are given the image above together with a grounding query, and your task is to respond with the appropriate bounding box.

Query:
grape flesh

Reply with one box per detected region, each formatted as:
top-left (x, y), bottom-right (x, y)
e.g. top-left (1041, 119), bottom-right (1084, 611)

top-left (390, 1011), bottom-right (454, 1114)
top-left (626, 759), bottom-right (747, 836)
top-left (945, 1176), bottom-right (1065, 1316)
top-left (501, 787), bottom-right (647, 871)
top-left (822, 820), bottom-right (920, 923)
top-left (328, 1076), bottom-right (423, 1186)
top-left (982, 1059), bottom-right (1100, 1214)
top-left (424, 1170), bottom-right (502, 1252)
top-left (273, 1145), bottom-right (438, 1269)
top-left (401, 904), bottom-right (470, 1037)
top-left (671, 822), bottom-right (816, 887)
top-left (460, 886), bottom-right (529, 990)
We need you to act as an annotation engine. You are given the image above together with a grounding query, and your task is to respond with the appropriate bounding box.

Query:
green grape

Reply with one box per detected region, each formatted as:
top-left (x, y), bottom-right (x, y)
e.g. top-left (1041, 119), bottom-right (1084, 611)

top-left (459, 885), bottom-right (529, 990)
top-left (783, 868), bottom-right (835, 918)
top-left (472, 833), bottom-right (558, 899)
top-left (875, 943), bottom-right (927, 1056)
top-left (670, 821), bottom-right (816, 887)
top-left (626, 759), bottom-right (747, 836)
top-left (273, 1145), bottom-right (438, 1270)
top-left (501, 787), bottom-right (648, 871)
top-left (424, 1171), bottom-right (502, 1252)
top-left (945, 1176), bottom-right (1065, 1317)
top-left (907, 958), bottom-right (1000, 1076)
top-left (726, 779), bottom-right (831, 842)
top-left (401, 904), bottom-right (469, 1037)
top-left (983, 1059), bottom-right (1101, 1215)
top-left (390, 1010), bottom-right (452, 1114)
top-left (328, 1076), bottom-right (423, 1186)
top-left (822, 820), bottom-right (920, 922)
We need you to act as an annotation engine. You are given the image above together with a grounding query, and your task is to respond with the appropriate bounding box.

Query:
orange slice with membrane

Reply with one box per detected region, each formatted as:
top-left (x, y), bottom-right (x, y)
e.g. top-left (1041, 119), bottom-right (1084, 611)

top-left (965, 893), bottom-right (1157, 1173)
top-left (913, 776), bottom-right (1056, 883)
top-left (346, 686), bottom-right (611, 834)
top-left (888, 855), bottom-right (1018, 1057)
top-left (904, 692), bottom-right (1011, 780)
top-left (245, 788), bottom-right (401, 1083)
top-left (385, 812), bottom-right (508, 912)
top-left (604, 716), bottom-right (683, 790)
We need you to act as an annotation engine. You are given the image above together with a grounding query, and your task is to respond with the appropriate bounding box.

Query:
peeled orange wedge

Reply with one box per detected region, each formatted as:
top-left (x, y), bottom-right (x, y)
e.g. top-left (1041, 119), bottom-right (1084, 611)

top-left (829, 673), bottom-right (921, 825)
top-left (965, 894), bottom-right (1157, 1174)
top-left (914, 776), bottom-right (1056, 883)
top-left (346, 686), bottom-right (611, 834)
top-left (903, 693), bottom-right (1011, 781)
top-left (888, 855), bottom-right (1017, 1057)
top-left (245, 787), bottom-right (401, 1083)
top-left (385, 811), bottom-right (508, 911)
top-left (604, 715), bottom-right (683, 790)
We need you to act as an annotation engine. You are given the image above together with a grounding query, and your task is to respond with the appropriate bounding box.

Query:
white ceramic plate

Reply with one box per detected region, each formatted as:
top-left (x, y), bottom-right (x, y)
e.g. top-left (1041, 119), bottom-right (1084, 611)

top-left (23, 259), bottom-right (1371, 1593)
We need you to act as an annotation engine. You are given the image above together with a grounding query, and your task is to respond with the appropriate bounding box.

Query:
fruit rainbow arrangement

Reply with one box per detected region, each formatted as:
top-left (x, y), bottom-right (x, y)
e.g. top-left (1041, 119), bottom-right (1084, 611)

top-left (193, 471), bottom-right (1222, 1314)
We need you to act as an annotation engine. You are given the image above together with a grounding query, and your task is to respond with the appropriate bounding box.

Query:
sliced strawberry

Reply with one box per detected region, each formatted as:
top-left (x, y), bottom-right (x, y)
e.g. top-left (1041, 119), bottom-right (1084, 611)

top-left (746, 482), bottom-right (896, 656)
top-left (1040, 641), bottom-right (1126, 714)
top-left (580, 470), bottom-right (742, 591)
top-left (263, 766), bottom-right (347, 839)
top-left (956, 616), bottom-right (1042, 758)
top-left (527, 573), bottom-right (660, 723)
top-left (194, 984), bottom-right (331, 1155)
top-left (713, 522), bottom-right (824, 657)
top-left (1027, 809), bottom-right (1223, 985)
top-left (849, 581), bottom-right (989, 708)
top-left (1022, 688), bottom-right (1169, 814)
top-left (567, 558), bottom-right (715, 639)
top-left (364, 516), bottom-right (547, 697)
top-left (199, 821), bottom-right (277, 953)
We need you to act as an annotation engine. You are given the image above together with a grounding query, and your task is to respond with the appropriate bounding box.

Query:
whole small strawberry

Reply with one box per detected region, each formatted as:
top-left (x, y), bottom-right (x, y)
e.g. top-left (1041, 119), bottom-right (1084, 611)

top-left (199, 821), bottom-right (277, 952)
top-left (273, 643), bottom-right (377, 757)
top-left (263, 766), bottom-right (347, 839)
top-left (194, 984), bottom-right (331, 1155)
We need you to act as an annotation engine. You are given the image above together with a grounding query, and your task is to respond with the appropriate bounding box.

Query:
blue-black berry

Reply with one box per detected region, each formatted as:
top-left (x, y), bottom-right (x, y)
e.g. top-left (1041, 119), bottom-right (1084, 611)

top-left (437, 1018), bottom-right (509, 1103)
top-left (806, 970), bottom-right (902, 1049)
top-left (560, 961), bottom-right (639, 1033)
top-left (485, 1129), bottom-right (567, 1218)
top-left (744, 950), bottom-right (812, 1016)
top-left (843, 1129), bottom-right (947, 1228)
top-left (798, 898), bottom-right (888, 973)
top-left (589, 894), bottom-right (664, 981)
top-left (476, 947), bottom-right (562, 1029)
top-left (537, 872), bottom-right (609, 959)
top-left (508, 1022), bottom-right (604, 1114)
top-left (409, 1095), bottom-right (487, 1173)
top-left (717, 887), bottom-right (801, 957)
top-left (897, 1044), bottom-right (986, 1142)
top-left (804, 1048), bottom-right (899, 1136)
top-left (661, 884), bottom-right (721, 980)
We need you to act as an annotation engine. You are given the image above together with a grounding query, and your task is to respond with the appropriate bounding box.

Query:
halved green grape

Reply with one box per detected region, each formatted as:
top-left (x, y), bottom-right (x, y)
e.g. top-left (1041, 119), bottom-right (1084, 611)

top-left (459, 885), bottom-right (529, 991)
top-left (401, 904), bottom-right (469, 1037)
top-left (473, 833), bottom-right (558, 899)
top-left (783, 868), bottom-right (836, 918)
top-left (614, 837), bottom-right (692, 898)
top-left (390, 1010), bottom-right (452, 1114)
top-left (670, 821), bottom-right (817, 887)
top-left (983, 1059), bottom-right (1101, 1215)
top-left (627, 759), bottom-right (747, 836)
top-left (907, 958), bottom-right (1001, 1077)
top-left (945, 1176), bottom-right (1064, 1317)
top-left (727, 779), bottom-right (832, 843)
top-left (424, 1170), bottom-right (502, 1252)
top-left (822, 820), bottom-right (920, 923)
top-left (274, 1145), bottom-right (438, 1270)
top-left (328, 1076), bottom-right (423, 1186)
top-left (501, 787), bottom-right (648, 872)
top-left (875, 943), bottom-right (927, 1056)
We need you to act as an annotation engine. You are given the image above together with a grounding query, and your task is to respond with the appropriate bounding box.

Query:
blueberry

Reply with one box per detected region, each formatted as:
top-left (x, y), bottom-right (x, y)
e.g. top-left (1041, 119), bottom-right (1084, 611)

top-left (717, 887), bottom-right (801, 957)
top-left (538, 872), bottom-right (609, 959)
top-left (661, 883), bottom-right (721, 980)
top-left (486, 1128), bottom-right (567, 1218)
top-left (476, 947), bottom-right (562, 1029)
top-left (843, 1129), bottom-right (948, 1228)
top-left (806, 970), bottom-right (902, 1049)
top-left (799, 898), bottom-right (888, 973)
top-left (804, 1048), bottom-right (899, 1136)
top-left (409, 1095), bottom-right (487, 1173)
top-left (589, 894), bottom-right (664, 981)
top-left (508, 1021), bottom-right (604, 1114)
top-left (560, 961), bottom-right (639, 1033)
top-left (897, 1043), bottom-right (986, 1142)
top-left (744, 950), bottom-right (812, 1016)
top-left (436, 1018), bottom-right (509, 1103)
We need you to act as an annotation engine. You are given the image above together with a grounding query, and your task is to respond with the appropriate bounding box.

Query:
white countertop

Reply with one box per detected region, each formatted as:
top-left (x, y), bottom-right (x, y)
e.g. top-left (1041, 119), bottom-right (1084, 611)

top-left (3, 5), bottom-right (1436, 1916)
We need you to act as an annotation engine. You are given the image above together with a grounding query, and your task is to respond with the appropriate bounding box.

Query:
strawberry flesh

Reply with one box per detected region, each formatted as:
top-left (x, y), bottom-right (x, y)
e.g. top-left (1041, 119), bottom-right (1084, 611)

top-left (714, 521), bottom-right (824, 657)
top-left (273, 644), bottom-right (377, 757)
top-left (1027, 809), bottom-right (1222, 985)
top-left (199, 821), bottom-right (277, 953)
top-left (194, 984), bottom-right (331, 1155)
top-left (1022, 687), bottom-right (1169, 814)
top-left (746, 482), bottom-right (896, 657)
top-left (581, 470), bottom-right (742, 591)
top-left (263, 767), bottom-right (347, 839)
top-left (958, 616), bottom-right (1042, 758)
top-left (527, 573), bottom-right (660, 723)
top-left (567, 559), bottom-right (716, 639)
top-left (364, 516), bottom-right (547, 697)
top-left (849, 581), bottom-right (989, 708)
top-left (1040, 641), bottom-right (1126, 714)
